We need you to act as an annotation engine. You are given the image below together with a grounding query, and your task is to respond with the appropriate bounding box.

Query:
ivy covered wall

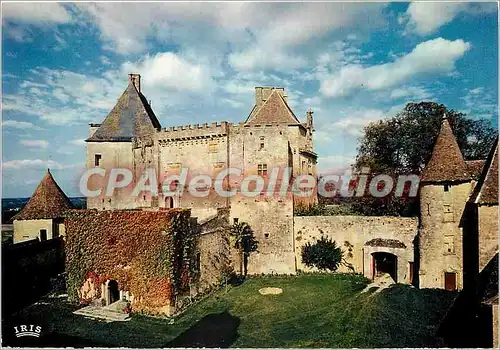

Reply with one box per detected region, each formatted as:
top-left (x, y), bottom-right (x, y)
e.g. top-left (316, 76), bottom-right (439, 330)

top-left (64, 208), bottom-right (194, 315)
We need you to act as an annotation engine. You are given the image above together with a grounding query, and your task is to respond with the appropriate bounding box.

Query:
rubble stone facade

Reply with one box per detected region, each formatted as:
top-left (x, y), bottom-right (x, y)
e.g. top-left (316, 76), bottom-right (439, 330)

top-left (85, 74), bottom-right (317, 274)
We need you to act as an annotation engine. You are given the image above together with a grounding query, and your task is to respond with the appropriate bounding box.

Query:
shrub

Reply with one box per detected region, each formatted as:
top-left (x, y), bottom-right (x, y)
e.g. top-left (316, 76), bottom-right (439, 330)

top-left (301, 236), bottom-right (343, 272)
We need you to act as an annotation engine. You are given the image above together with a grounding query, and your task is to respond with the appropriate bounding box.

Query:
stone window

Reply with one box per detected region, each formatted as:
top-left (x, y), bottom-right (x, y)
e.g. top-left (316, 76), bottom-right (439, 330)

top-left (443, 204), bottom-right (454, 222)
top-left (258, 164), bottom-right (267, 176)
top-left (208, 141), bottom-right (218, 153)
top-left (233, 218), bottom-right (239, 224)
top-left (40, 229), bottom-right (47, 241)
top-left (444, 184), bottom-right (449, 192)
top-left (444, 235), bottom-right (455, 254)
top-left (95, 154), bottom-right (102, 166)
top-left (259, 136), bottom-right (265, 150)
top-left (264, 233), bottom-right (269, 238)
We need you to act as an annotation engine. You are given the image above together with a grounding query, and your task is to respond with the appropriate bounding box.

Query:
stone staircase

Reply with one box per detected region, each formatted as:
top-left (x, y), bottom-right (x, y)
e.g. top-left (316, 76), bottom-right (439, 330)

top-left (73, 300), bottom-right (131, 322)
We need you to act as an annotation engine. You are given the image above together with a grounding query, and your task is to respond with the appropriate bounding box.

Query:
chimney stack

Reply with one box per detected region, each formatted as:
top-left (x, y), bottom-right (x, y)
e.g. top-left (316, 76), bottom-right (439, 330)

top-left (128, 73), bottom-right (141, 92)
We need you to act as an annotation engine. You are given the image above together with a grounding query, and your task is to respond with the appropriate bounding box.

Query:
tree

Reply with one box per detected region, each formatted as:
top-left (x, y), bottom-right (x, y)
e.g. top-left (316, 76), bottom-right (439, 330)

top-left (301, 236), bottom-right (343, 272)
top-left (355, 102), bottom-right (497, 174)
top-left (352, 102), bottom-right (497, 216)
top-left (229, 222), bottom-right (258, 276)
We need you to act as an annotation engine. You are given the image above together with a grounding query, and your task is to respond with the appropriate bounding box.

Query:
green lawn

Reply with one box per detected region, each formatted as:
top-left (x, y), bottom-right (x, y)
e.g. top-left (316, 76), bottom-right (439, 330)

top-left (3, 274), bottom-right (457, 348)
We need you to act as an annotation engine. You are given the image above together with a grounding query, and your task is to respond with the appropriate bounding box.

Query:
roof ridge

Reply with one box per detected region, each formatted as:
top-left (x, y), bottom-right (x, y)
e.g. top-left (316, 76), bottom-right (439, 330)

top-left (246, 89), bottom-right (301, 125)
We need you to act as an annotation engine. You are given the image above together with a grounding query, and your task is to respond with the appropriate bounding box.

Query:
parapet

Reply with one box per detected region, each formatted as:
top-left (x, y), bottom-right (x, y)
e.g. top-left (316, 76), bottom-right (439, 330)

top-left (158, 121), bottom-right (229, 141)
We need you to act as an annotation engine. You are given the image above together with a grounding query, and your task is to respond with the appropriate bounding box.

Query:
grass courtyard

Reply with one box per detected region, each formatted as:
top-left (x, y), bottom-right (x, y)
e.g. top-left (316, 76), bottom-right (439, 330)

top-left (3, 274), bottom-right (457, 348)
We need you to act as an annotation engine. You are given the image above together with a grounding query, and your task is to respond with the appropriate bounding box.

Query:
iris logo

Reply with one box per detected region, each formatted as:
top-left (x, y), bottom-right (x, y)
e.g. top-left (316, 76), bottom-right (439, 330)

top-left (14, 325), bottom-right (42, 338)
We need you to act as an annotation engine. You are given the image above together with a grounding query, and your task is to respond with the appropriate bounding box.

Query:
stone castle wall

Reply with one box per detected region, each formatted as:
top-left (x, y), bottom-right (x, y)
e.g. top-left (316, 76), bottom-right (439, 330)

top-left (294, 215), bottom-right (418, 283)
top-left (419, 181), bottom-right (474, 289)
top-left (477, 205), bottom-right (499, 271)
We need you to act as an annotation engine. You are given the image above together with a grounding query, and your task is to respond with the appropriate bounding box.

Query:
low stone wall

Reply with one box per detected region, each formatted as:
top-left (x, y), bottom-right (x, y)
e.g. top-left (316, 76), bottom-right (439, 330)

top-left (293, 216), bottom-right (418, 283)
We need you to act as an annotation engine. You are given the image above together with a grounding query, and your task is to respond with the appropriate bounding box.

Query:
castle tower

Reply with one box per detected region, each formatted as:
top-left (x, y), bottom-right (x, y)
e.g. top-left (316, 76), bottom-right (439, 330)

top-left (418, 116), bottom-right (474, 290)
top-left (85, 73), bottom-right (161, 210)
top-left (13, 169), bottom-right (74, 243)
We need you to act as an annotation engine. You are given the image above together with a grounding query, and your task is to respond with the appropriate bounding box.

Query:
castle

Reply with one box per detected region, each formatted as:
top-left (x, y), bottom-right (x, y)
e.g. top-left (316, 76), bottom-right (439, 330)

top-left (12, 74), bottom-right (498, 331)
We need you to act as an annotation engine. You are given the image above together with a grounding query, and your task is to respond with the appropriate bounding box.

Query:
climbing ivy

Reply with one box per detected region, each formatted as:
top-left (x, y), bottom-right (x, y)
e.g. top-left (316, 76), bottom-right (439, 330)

top-left (64, 209), bottom-right (194, 315)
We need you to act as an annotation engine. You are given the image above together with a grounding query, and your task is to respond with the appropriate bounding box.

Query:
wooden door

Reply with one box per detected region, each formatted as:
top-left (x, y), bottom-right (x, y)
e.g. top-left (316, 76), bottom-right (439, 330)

top-left (444, 272), bottom-right (457, 291)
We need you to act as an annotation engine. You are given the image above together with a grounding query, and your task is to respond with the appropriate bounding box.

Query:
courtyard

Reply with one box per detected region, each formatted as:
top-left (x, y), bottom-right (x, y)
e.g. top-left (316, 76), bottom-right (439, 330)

top-left (3, 274), bottom-right (457, 348)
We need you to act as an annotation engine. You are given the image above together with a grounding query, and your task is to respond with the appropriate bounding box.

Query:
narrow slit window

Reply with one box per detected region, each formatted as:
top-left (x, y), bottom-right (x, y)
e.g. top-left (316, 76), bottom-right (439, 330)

top-left (95, 154), bottom-right (102, 166)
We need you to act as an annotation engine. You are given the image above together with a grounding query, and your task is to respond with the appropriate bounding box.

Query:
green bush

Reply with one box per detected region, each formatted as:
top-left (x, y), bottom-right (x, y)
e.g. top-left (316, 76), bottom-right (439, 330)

top-left (301, 236), bottom-right (343, 272)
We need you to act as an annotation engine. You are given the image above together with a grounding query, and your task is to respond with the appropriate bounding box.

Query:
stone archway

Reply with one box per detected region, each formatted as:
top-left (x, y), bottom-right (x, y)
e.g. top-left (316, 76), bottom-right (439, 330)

top-left (372, 252), bottom-right (398, 283)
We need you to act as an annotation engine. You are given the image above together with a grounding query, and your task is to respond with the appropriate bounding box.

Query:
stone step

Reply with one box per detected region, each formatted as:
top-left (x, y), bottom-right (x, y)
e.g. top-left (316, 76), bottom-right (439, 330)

top-left (73, 305), bottom-right (131, 322)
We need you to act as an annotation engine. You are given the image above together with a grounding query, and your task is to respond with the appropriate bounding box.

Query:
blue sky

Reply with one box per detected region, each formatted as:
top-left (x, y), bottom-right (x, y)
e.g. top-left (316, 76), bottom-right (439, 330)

top-left (1, 2), bottom-right (498, 198)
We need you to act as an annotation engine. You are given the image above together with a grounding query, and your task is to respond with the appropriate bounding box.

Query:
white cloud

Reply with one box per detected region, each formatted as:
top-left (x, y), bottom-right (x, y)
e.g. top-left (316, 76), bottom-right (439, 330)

top-left (2, 159), bottom-right (73, 170)
top-left (121, 52), bottom-right (216, 93)
top-left (2, 3), bottom-right (73, 25)
top-left (317, 155), bottom-right (356, 174)
top-left (100, 56), bottom-right (112, 65)
top-left (320, 38), bottom-right (470, 98)
top-left (2, 120), bottom-right (42, 130)
top-left (401, 2), bottom-right (497, 36)
top-left (401, 3), bottom-right (467, 36)
top-left (69, 139), bottom-right (86, 146)
top-left (461, 86), bottom-right (497, 119)
top-left (228, 3), bottom-right (387, 71)
top-left (20, 139), bottom-right (49, 149)
top-left (389, 86), bottom-right (432, 100)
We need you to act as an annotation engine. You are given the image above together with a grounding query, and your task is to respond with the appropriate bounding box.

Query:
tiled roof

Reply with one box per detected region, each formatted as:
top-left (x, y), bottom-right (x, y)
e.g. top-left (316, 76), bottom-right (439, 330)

top-left (245, 89), bottom-right (301, 125)
top-left (364, 238), bottom-right (406, 248)
top-left (478, 252), bottom-right (498, 304)
top-left (470, 136), bottom-right (499, 205)
top-left (87, 81), bottom-right (161, 142)
top-left (13, 170), bottom-right (74, 220)
top-left (421, 117), bottom-right (471, 183)
top-left (465, 160), bottom-right (486, 180)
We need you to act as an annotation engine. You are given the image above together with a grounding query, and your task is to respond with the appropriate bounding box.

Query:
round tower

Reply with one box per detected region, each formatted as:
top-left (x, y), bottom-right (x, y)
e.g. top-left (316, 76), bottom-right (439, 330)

top-left (418, 116), bottom-right (473, 290)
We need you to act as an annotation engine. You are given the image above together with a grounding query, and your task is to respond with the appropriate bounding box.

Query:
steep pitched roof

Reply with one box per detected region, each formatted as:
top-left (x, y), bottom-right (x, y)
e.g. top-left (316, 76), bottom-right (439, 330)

top-left (421, 117), bottom-right (471, 183)
top-left (87, 82), bottom-right (161, 142)
top-left (470, 136), bottom-right (499, 205)
top-left (245, 89), bottom-right (301, 125)
top-left (466, 160), bottom-right (486, 180)
top-left (13, 170), bottom-right (74, 220)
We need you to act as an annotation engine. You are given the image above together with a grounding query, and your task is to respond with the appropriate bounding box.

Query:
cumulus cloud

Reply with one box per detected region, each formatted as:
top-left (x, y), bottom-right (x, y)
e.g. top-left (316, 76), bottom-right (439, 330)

top-left (121, 52), bottom-right (216, 93)
top-left (317, 155), bottom-right (356, 175)
top-left (319, 38), bottom-right (470, 98)
top-left (2, 3), bottom-right (73, 25)
top-left (20, 139), bottom-right (49, 149)
top-left (2, 159), bottom-right (73, 169)
top-left (2, 120), bottom-right (42, 130)
top-left (401, 2), bottom-right (497, 36)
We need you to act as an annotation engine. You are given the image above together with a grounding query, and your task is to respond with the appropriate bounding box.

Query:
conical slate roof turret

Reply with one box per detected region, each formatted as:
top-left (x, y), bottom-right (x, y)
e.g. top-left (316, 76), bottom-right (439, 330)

top-left (421, 115), bottom-right (471, 183)
top-left (13, 169), bottom-right (74, 220)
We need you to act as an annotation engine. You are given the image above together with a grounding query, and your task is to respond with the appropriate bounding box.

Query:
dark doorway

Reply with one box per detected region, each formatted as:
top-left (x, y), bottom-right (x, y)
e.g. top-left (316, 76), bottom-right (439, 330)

top-left (108, 280), bottom-right (120, 304)
top-left (166, 197), bottom-right (173, 208)
top-left (39, 229), bottom-right (47, 241)
top-left (372, 252), bottom-right (397, 282)
top-left (444, 272), bottom-right (457, 291)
